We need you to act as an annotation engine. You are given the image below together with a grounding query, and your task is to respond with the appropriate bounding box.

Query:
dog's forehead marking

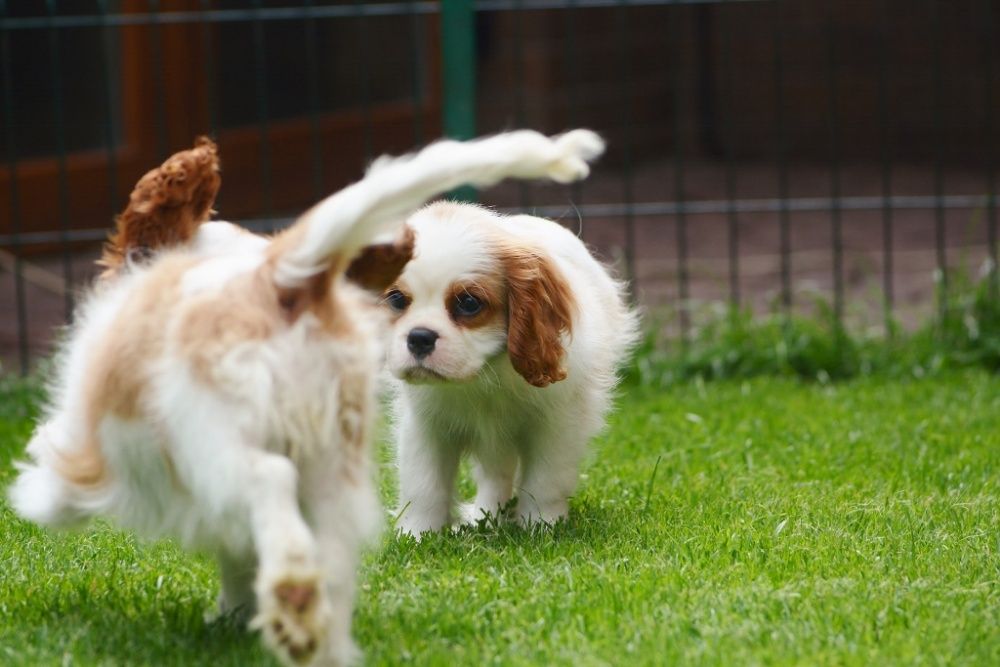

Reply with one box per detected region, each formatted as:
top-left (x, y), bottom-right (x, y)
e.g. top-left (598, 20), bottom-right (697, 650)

top-left (402, 212), bottom-right (500, 299)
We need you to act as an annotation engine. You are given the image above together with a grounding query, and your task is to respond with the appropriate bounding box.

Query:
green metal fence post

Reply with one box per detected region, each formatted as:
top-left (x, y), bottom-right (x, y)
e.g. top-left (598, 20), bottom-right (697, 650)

top-left (441, 0), bottom-right (477, 201)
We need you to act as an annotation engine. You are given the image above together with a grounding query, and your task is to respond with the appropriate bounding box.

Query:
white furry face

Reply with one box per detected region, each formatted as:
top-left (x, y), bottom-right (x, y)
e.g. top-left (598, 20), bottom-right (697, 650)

top-left (384, 207), bottom-right (509, 383)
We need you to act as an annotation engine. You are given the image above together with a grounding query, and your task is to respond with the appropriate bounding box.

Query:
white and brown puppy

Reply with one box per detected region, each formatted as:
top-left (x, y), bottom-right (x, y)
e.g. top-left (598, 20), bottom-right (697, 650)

top-left (8, 129), bottom-right (604, 666)
top-left (385, 202), bottom-right (639, 536)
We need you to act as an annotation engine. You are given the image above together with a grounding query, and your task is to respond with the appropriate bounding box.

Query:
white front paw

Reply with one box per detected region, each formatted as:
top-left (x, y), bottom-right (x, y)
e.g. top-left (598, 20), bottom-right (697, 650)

top-left (395, 506), bottom-right (448, 539)
top-left (457, 502), bottom-right (485, 526)
top-left (457, 501), bottom-right (512, 528)
top-left (516, 497), bottom-right (569, 527)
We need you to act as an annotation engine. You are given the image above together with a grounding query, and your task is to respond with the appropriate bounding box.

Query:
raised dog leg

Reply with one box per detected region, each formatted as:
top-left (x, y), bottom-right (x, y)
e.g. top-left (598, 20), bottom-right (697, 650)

top-left (298, 456), bottom-right (380, 665)
top-left (164, 397), bottom-right (330, 666)
top-left (244, 454), bottom-right (330, 666)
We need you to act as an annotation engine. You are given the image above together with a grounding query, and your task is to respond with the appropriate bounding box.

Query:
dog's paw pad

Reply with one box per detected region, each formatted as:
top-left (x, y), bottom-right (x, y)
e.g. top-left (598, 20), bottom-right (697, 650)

top-left (253, 573), bottom-right (330, 665)
top-left (275, 581), bottom-right (317, 614)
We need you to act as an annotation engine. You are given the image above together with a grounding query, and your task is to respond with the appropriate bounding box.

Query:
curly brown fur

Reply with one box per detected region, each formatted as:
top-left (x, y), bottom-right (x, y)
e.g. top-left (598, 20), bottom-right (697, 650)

top-left (99, 137), bottom-right (221, 278)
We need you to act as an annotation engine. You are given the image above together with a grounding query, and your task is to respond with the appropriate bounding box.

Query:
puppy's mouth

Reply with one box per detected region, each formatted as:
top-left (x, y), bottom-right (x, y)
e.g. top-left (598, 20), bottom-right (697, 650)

top-left (400, 366), bottom-right (448, 383)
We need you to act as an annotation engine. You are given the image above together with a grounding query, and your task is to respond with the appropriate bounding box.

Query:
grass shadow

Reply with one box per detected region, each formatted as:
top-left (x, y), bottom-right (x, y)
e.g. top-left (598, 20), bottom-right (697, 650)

top-left (2, 574), bottom-right (270, 666)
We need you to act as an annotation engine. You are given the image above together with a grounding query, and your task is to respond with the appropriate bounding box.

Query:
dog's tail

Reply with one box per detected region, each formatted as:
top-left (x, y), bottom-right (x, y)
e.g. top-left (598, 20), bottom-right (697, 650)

top-left (98, 136), bottom-right (221, 277)
top-left (267, 130), bottom-right (604, 296)
top-left (8, 421), bottom-right (107, 529)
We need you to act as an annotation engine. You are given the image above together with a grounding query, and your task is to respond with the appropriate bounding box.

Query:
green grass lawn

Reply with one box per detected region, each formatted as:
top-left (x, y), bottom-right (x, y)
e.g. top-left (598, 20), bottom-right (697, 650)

top-left (1, 371), bottom-right (998, 665)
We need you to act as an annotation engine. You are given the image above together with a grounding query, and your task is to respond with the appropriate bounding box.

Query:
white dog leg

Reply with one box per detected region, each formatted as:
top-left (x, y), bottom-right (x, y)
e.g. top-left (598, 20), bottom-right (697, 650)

top-left (515, 426), bottom-right (590, 526)
top-left (459, 451), bottom-right (518, 525)
top-left (243, 453), bottom-right (331, 666)
top-left (298, 450), bottom-right (382, 666)
top-left (215, 549), bottom-right (258, 621)
top-left (395, 418), bottom-right (461, 537)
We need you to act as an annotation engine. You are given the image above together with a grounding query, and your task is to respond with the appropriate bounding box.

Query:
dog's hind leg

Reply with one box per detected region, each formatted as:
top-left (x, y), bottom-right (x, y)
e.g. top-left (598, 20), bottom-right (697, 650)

top-left (296, 423), bottom-right (382, 665)
top-left (162, 395), bottom-right (330, 665)
top-left (214, 549), bottom-right (258, 622)
top-left (195, 446), bottom-right (330, 665)
top-left (242, 454), bottom-right (332, 666)
top-left (298, 484), bottom-right (368, 666)
top-left (514, 418), bottom-right (593, 527)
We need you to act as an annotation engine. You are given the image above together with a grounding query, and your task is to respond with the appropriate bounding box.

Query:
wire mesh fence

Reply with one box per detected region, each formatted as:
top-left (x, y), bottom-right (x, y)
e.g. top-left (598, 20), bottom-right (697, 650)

top-left (1, 0), bottom-right (998, 373)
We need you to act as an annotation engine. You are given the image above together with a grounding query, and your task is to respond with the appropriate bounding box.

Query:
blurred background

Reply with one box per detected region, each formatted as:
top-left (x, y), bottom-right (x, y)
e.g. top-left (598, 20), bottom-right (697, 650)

top-left (1, 0), bottom-right (998, 373)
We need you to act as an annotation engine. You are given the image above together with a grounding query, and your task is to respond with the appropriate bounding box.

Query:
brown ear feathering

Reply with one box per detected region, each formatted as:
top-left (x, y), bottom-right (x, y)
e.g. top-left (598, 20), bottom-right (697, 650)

top-left (98, 136), bottom-right (221, 277)
top-left (345, 225), bottom-right (416, 292)
top-left (502, 245), bottom-right (577, 387)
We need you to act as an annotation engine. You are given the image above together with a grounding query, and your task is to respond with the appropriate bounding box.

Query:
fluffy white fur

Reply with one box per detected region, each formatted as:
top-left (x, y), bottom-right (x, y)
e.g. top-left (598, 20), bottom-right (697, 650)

top-left (386, 202), bottom-right (640, 536)
top-left (8, 130), bottom-right (604, 666)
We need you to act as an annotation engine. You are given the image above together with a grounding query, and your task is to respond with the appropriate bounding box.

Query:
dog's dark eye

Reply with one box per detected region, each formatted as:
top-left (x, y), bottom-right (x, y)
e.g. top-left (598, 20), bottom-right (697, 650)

top-left (384, 289), bottom-right (410, 312)
top-left (453, 293), bottom-right (483, 317)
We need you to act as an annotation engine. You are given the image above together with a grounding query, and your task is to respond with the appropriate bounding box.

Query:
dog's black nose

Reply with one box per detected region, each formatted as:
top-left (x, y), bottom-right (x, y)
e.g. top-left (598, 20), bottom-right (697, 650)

top-left (407, 328), bottom-right (439, 359)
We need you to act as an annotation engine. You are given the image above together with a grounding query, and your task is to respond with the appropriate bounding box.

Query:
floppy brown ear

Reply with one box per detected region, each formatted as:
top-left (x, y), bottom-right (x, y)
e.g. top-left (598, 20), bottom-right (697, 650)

top-left (502, 245), bottom-right (576, 387)
top-left (99, 136), bottom-right (220, 277)
top-left (345, 225), bottom-right (415, 292)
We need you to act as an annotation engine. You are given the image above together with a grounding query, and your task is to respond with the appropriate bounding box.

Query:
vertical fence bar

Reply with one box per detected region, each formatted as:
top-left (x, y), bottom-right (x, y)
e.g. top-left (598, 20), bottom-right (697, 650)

top-left (354, 0), bottom-right (373, 164)
top-left (442, 0), bottom-right (477, 201)
top-left (670, 1), bottom-right (689, 344)
top-left (98, 0), bottom-right (119, 213)
top-left (721, 1), bottom-right (739, 308)
top-left (408, 0), bottom-right (425, 145)
top-left (198, 0), bottom-right (219, 137)
top-left (147, 0), bottom-right (168, 158)
top-left (304, 0), bottom-right (324, 200)
top-left (827, 4), bottom-right (844, 328)
top-left (877, 0), bottom-right (894, 333)
top-left (930, 0), bottom-right (947, 320)
top-left (564, 0), bottom-right (584, 210)
top-left (1, 2), bottom-right (30, 374)
top-left (695, 5), bottom-right (718, 156)
top-left (773, 0), bottom-right (791, 315)
top-left (512, 0), bottom-right (531, 209)
top-left (986, 0), bottom-right (998, 296)
top-left (615, 0), bottom-right (637, 297)
top-left (46, 0), bottom-right (74, 320)
top-left (251, 0), bottom-right (273, 215)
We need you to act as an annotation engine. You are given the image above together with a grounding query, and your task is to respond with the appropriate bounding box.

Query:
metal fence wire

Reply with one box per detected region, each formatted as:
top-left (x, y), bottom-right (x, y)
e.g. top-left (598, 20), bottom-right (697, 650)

top-left (1, 0), bottom-right (998, 373)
